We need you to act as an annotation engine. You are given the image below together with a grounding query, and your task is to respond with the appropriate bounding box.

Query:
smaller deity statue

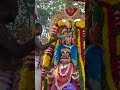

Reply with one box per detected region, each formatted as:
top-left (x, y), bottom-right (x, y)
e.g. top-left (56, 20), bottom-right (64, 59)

top-left (47, 47), bottom-right (80, 90)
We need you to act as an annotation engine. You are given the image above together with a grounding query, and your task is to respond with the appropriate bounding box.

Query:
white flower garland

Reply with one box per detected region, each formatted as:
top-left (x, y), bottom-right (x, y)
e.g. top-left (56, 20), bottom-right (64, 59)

top-left (59, 63), bottom-right (70, 76)
top-left (55, 63), bottom-right (73, 90)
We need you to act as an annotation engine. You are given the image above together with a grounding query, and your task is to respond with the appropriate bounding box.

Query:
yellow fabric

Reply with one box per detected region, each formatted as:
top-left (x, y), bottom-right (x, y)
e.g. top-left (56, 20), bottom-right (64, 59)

top-left (42, 54), bottom-right (51, 67)
top-left (19, 66), bottom-right (34, 90)
top-left (102, 8), bottom-right (117, 90)
top-left (76, 21), bottom-right (85, 28)
top-left (51, 42), bottom-right (56, 46)
top-left (42, 81), bottom-right (44, 90)
top-left (42, 36), bottom-right (52, 67)
top-left (58, 21), bottom-right (65, 27)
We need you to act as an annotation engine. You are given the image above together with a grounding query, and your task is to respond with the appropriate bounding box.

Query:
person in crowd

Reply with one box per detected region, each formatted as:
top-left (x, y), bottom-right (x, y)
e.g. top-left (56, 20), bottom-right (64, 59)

top-left (0, 1), bottom-right (34, 90)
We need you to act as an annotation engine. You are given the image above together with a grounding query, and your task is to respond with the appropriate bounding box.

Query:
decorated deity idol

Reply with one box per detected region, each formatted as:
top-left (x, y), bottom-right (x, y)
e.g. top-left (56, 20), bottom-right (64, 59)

top-left (47, 47), bottom-right (80, 90)
top-left (54, 19), bottom-right (78, 67)
top-left (42, 4), bottom-right (85, 90)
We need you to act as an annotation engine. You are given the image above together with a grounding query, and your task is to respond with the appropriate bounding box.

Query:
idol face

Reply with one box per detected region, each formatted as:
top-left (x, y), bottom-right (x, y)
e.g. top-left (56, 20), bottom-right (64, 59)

top-left (62, 27), bottom-right (73, 45)
top-left (60, 48), bottom-right (71, 64)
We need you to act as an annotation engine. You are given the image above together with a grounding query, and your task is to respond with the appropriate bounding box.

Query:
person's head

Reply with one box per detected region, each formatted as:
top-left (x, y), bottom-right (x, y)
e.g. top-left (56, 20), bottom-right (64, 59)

top-left (35, 23), bottom-right (42, 36)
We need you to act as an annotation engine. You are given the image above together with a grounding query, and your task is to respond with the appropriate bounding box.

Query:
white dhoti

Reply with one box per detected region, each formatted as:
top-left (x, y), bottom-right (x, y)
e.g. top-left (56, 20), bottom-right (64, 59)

top-left (35, 69), bottom-right (41, 90)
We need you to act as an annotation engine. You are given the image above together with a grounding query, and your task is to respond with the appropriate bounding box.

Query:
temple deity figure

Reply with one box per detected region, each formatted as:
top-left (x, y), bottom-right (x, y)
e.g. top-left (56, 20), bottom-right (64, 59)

top-left (47, 47), bottom-right (80, 90)
top-left (41, 4), bottom-right (85, 90)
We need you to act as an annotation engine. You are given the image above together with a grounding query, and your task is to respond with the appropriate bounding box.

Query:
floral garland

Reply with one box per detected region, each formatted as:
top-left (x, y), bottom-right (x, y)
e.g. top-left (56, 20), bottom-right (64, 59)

top-left (59, 63), bottom-right (71, 76)
top-left (55, 63), bottom-right (73, 90)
